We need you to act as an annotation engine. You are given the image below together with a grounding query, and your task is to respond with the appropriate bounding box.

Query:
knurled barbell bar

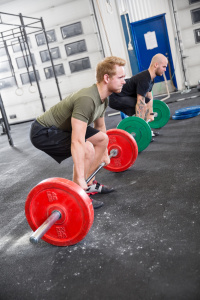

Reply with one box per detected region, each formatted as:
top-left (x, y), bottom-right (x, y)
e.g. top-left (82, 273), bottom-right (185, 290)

top-left (25, 129), bottom-right (138, 247)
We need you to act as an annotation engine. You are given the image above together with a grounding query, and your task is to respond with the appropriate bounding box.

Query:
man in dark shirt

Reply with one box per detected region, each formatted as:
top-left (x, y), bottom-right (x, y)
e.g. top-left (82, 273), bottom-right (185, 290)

top-left (30, 56), bottom-right (126, 209)
top-left (109, 53), bottom-right (168, 124)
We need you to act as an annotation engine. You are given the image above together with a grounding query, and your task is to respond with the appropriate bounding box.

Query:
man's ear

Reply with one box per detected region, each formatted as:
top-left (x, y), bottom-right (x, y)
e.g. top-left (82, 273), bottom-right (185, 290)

top-left (104, 74), bottom-right (109, 83)
top-left (154, 63), bottom-right (158, 69)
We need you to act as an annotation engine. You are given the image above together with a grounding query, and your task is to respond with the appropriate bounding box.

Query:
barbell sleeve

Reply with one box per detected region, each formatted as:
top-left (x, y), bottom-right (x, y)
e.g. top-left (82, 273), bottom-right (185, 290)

top-left (30, 210), bottom-right (61, 244)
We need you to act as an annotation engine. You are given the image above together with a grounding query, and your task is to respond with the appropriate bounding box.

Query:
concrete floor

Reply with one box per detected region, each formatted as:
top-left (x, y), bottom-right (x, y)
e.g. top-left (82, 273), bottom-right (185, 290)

top-left (0, 88), bottom-right (200, 300)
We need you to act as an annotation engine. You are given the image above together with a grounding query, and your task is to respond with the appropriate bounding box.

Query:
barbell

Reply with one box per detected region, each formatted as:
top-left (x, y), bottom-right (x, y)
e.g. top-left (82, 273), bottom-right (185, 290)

top-left (120, 100), bottom-right (170, 128)
top-left (117, 100), bottom-right (170, 152)
top-left (25, 128), bottom-right (138, 247)
top-left (149, 100), bottom-right (170, 129)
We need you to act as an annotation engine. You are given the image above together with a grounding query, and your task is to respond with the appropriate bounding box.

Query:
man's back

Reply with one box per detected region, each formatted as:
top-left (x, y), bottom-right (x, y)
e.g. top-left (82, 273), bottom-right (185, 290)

top-left (37, 84), bottom-right (108, 131)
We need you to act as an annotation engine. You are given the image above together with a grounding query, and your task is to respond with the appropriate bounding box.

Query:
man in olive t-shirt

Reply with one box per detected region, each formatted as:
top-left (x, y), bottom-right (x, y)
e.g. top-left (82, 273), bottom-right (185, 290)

top-left (36, 84), bottom-right (108, 132)
top-left (30, 56), bottom-right (126, 209)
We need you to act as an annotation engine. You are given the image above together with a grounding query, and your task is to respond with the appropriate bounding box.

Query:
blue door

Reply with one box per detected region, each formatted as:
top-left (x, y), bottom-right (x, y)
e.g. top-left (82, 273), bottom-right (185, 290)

top-left (130, 14), bottom-right (177, 88)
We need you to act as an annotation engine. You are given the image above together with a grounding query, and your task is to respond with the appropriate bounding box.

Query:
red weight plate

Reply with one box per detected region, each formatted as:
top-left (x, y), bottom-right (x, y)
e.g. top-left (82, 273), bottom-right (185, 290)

top-left (104, 129), bottom-right (138, 172)
top-left (25, 178), bottom-right (94, 246)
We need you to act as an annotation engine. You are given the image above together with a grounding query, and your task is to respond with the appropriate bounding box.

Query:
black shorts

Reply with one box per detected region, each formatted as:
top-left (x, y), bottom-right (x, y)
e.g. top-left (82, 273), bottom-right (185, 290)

top-left (109, 95), bottom-right (151, 116)
top-left (30, 120), bottom-right (99, 164)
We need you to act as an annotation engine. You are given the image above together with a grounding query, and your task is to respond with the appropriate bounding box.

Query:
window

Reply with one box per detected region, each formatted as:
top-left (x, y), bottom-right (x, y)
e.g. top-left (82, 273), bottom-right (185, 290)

top-left (61, 22), bottom-right (83, 39)
top-left (0, 47), bottom-right (7, 57)
top-left (194, 28), bottom-right (200, 43)
top-left (35, 30), bottom-right (57, 46)
top-left (44, 64), bottom-right (65, 79)
top-left (0, 61), bottom-right (11, 73)
top-left (189, 0), bottom-right (200, 4)
top-left (65, 40), bottom-right (87, 56)
top-left (11, 37), bottom-right (31, 53)
top-left (20, 71), bottom-right (40, 85)
top-left (40, 47), bottom-right (61, 63)
top-left (16, 54), bottom-right (36, 69)
top-left (0, 77), bottom-right (16, 89)
top-left (69, 57), bottom-right (91, 73)
top-left (191, 8), bottom-right (200, 24)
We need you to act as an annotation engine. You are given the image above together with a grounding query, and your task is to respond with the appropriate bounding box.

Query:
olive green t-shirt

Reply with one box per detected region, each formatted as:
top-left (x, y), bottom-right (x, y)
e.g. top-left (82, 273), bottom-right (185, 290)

top-left (37, 84), bottom-right (108, 131)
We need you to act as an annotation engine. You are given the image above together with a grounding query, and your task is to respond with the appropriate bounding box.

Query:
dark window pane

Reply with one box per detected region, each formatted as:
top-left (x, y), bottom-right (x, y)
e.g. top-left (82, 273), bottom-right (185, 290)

top-left (20, 71), bottom-right (40, 85)
top-left (65, 40), bottom-right (87, 56)
top-left (12, 37), bottom-right (31, 53)
top-left (61, 22), bottom-right (83, 39)
top-left (69, 57), bottom-right (91, 73)
top-left (191, 8), bottom-right (200, 24)
top-left (0, 77), bottom-right (16, 89)
top-left (0, 47), bottom-right (7, 57)
top-left (40, 47), bottom-right (61, 63)
top-left (194, 28), bottom-right (200, 43)
top-left (0, 61), bottom-right (11, 73)
top-left (16, 54), bottom-right (36, 69)
top-left (189, 0), bottom-right (200, 4)
top-left (35, 30), bottom-right (57, 46)
top-left (44, 64), bottom-right (65, 79)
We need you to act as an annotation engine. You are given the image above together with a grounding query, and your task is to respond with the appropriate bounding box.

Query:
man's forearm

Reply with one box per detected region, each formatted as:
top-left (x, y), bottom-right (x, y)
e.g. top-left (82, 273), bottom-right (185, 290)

top-left (145, 98), bottom-right (154, 122)
top-left (71, 140), bottom-right (85, 181)
top-left (136, 96), bottom-right (146, 119)
top-left (144, 108), bottom-right (150, 121)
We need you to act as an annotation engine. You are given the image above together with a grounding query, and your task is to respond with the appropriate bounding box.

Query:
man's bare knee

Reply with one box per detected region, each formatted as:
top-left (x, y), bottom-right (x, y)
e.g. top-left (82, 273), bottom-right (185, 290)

top-left (100, 132), bottom-right (109, 146)
top-left (87, 132), bottom-right (108, 148)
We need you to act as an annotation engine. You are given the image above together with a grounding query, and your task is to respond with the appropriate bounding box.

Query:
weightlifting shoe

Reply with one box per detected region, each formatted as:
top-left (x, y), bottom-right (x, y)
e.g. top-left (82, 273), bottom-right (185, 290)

top-left (90, 198), bottom-right (104, 209)
top-left (86, 180), bottom-right (114, 195)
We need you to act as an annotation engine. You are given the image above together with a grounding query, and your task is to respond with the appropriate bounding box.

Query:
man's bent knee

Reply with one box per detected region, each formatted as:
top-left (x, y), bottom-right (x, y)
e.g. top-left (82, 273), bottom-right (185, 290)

top-left (87, 131), bottom-right (108, 148)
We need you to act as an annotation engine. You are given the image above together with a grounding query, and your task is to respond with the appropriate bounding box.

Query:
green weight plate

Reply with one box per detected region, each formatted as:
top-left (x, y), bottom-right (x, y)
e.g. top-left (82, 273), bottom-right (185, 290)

top-left (150, 100), bottom-right (170, 129)
top-left (117, 116), bottom-right (152, 152)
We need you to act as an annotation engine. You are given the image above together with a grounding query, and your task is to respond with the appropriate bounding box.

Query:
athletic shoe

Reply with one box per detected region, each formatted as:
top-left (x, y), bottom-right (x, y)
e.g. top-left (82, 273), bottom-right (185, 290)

top-left (151, 131), bottom-right (160, 137)
top-left (86, 180), bottom-right (114, 195)
top-left (90, 197), bottom-right (104, 209)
